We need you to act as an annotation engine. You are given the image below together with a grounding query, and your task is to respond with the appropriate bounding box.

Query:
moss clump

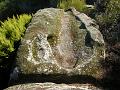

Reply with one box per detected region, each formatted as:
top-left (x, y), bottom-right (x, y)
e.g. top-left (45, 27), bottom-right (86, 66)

top-left (32, 39), bottom-right (38, 61)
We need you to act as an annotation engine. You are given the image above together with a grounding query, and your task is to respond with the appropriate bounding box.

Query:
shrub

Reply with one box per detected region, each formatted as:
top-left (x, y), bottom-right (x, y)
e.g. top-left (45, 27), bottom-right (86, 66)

top-left (96, 0), bottom-right (120, 44)
top-left (96, 0), bottom-right (120, 25)
top-left (0, 14), bottom-right (32, 57)
top-left (57, 0), bottom-right (87, 12)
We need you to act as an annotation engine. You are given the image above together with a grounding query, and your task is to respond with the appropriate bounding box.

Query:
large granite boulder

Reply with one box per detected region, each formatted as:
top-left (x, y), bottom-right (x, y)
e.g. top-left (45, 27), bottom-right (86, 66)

top-left (10, 8), bottom-right (105, 84)
top-left (5, 83), bottom-right (102, 90)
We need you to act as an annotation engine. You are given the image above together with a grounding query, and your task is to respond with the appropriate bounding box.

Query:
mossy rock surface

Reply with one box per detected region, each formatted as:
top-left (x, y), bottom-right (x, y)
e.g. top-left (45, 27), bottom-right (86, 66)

top-left (10, 8), bottom-right (105, 84)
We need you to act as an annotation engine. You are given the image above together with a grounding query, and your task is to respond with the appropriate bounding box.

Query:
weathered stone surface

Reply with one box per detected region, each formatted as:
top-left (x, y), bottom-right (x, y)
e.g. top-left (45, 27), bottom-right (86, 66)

top-left (5, 83), bottom-right (102, 90)
top-left (10, 8), bottom-right (105, 83)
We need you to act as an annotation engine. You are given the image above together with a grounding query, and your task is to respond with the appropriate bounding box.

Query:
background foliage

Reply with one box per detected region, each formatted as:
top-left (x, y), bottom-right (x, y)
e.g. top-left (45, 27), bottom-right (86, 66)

top-left (95, 0), bottom-right (120, 44)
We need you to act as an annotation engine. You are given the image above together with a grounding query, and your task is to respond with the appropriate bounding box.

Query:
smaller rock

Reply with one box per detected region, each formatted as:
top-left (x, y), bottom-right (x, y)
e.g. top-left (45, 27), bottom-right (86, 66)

top-left (5, 83), bottom-right (102, 90)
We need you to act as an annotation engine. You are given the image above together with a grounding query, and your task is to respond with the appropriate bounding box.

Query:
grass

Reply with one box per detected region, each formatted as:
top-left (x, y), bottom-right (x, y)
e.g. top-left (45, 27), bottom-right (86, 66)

top-left (57, 0), bottom-right (87, 12)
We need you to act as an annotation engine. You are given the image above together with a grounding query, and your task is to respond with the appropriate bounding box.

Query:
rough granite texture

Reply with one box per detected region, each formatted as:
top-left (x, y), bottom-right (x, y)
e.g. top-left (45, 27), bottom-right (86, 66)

top-left (5, 83), bottom-right (102, 90)
top-left (9, 8), bottom-right (105, 84)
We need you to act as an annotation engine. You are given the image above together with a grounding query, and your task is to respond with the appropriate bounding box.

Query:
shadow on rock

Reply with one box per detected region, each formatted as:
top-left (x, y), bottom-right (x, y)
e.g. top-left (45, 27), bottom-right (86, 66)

top-left (9, 74), bottom-right (102, 88)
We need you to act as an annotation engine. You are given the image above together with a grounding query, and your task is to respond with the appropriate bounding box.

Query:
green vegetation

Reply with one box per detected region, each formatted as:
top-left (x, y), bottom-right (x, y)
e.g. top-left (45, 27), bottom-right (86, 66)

top-left (0, 14), bottom-right (31, 57)
top-left (96, 0), bottom-right (120, 43)
top-left (57, 0), bottom-right (87, 12)
top-left (96, 0), bottom-right (120, 26)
